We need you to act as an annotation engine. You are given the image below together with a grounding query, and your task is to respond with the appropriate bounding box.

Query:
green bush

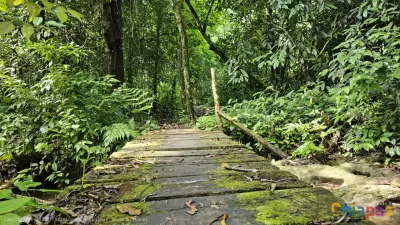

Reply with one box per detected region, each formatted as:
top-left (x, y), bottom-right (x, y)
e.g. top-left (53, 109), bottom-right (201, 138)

top-left (195, 115), bottom-right (218, 131)
top-left (0, 40), bottom-right (153, 185)
top-left (225, 1), bottom-right (400, 162)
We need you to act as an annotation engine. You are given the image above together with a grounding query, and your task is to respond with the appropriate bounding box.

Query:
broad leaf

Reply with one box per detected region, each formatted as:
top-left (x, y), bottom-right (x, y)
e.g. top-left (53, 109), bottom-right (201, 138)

top-left (0, 21), bottom-right (15, 35)
top-left (14, 180), bottom-right (41, 191)
top-left (56, 11), bottom-right (68, 24)
top-left (41, 0), bottom-right (54, 9)
top-left (33, 17), bottom-right (43, 26)
top-left (7, 0), bottom-right (24, 6)
top-left (21, 24), bottom-right (34, 39)
top-left (67, 9), bottom-right (83, 21)
top-left (0, 213), bottom-right (20, 225)
top-left (27, 1), bottom-right (42, 22)
top-left (0, 198), bottom-right (30, 214)
top-left (0, 190), bottom-right (12, 200)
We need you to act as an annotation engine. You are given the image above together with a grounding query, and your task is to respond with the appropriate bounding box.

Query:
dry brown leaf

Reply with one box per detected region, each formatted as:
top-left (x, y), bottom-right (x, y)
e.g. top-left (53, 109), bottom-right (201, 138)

top-left (221, 214), bottom-right (228, 225)
top-left (186, 205), bottom-right (198, 215)
top-left (185, 199), bottom-right (193, 208)
top-left (116, 203), bottom-right (142, 216)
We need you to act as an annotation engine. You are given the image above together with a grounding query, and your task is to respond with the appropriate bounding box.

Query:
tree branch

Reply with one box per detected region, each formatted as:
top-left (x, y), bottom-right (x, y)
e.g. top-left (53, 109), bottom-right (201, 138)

top-left (203, 0), bottom-right (215, 33)
top-left (184, 0), bottom-right (266, 88)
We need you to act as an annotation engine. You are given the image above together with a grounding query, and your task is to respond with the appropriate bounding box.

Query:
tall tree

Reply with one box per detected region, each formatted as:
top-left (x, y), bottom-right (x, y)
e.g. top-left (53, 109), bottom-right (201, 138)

top-left (104, 0), bottom-right (125, 83)
top-left (174, 0), bottom-right (196, 120)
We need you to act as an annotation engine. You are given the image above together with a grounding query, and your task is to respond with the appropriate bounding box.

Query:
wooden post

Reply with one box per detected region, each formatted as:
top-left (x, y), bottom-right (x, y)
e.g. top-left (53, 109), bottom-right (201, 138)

top-left (211, 68), bottom-right (223, 131)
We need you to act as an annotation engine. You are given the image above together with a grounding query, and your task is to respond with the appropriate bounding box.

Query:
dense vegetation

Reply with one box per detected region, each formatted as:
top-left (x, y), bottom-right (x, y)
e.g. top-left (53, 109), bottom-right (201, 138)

top-left (198, 0), bottom-right (400, 166)
top-left (0, 0), bottom-right (399, 219)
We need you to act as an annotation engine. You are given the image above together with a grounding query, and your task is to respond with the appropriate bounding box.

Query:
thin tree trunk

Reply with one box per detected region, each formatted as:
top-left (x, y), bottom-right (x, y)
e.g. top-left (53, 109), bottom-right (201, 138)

top-left (174, 0), bottom-right (196, 121)
top-left (177, 47), bottom-right (186, 110)
top-left (152, 15), bottom-right (162, 114)
top-left (184, 0), bottom-right (266, 89)
top-left (104, 0), bottom-right (125, 83)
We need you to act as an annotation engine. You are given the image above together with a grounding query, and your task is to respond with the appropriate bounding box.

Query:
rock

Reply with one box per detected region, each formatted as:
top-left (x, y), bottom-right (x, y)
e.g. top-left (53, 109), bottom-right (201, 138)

top-left (391, 175), bottom-right (400, 188)
top-left (370, 168), bottom-right (396, 177)
top-left (339, 162), bottom-right (379, 177)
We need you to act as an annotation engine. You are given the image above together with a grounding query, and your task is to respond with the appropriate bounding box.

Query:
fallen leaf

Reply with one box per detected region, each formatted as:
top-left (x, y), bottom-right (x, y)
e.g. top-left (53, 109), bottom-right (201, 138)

top-left (186, 205), bottom-right (198, 215)
top-left (185, 199), bottom-right (193, 208)
top-left (117, 203), bottom-right (142, 216)
top-left (221, 214), bottom-right (228, 225)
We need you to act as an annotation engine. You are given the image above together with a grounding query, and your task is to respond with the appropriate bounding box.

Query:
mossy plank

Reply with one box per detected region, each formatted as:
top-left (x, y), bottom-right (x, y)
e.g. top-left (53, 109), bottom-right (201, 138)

top-left (116, 153), bottom-right (266, 166)
top-left (236, 188), bottom-right (342, 224)
top-left (110, 148), bottom-right (250, 159)
top-left (81, 129), bottom-right (354, 224)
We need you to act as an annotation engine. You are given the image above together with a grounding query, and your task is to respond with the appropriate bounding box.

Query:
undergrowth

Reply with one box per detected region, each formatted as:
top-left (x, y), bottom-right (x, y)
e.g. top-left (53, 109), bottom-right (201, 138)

top-left (197, 2), bottom-right (400, 165)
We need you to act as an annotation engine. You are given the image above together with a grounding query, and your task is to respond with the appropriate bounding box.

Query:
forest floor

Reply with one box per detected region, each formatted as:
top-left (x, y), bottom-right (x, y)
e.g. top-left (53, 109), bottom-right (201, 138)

top-left (72, 128), bottom-right (377, 225)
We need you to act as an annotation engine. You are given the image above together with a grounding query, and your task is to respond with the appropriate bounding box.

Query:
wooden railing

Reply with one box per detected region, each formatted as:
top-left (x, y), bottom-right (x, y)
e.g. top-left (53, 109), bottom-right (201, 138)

top-left (210, 68), bottom-right (289, 159)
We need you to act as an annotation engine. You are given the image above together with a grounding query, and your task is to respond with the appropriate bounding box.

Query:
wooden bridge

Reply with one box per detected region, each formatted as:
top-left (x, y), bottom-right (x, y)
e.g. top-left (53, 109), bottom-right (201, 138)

top-left (77, 128), bottom-right (371, 225)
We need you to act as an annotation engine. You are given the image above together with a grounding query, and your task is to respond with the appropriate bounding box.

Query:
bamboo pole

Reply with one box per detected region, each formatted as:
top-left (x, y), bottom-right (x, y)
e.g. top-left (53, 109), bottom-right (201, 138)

top-left (210, 68), bottom-right (223, 131)
top-left (218, 111), bottom-right (289, 159)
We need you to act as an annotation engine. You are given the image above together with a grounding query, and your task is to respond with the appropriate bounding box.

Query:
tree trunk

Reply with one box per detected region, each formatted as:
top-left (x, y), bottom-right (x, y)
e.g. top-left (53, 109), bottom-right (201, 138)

top-left (174, 0), bottom-right (196, 121)
top-left (152, 15), bottom-right (162, 114)
top-left (177, 47), bottom-right (186, 110)
top-left (104, 0), bottom-right (125, 83)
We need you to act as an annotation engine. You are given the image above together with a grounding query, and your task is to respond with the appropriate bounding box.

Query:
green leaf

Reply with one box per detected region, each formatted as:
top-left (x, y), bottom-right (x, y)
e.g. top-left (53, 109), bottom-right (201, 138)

top-left (52, 162), bottom-right (57, 171)
top-left (67, 9), bottom-right (83, 21)
top-left (0, 213), bottom-right (20, 225)
top-left (0, 21), bottom-right (15, 35)
top-left (0, 190), bottom-right (13, 200)
top-left (45, 20), bottom-right (66, 28)
top-left (56, 11), bottom-right (68, 23)
top-left (14, 180), bottom-right (41, 191)
top-left (389, 148), bottom-right (396, 157)
top-left (40, 0), bottom-right (54, 9)
top-left (0, 198), bottom-right (30, 214)
top-left (0, 0), bottom-right (8, 12)
top-left (380, 137), bottom-right (390, 143)
top-left (32, 17), bottom-right (43, 26)
top-left (39, 126), bottom-right (48, 134)
top-left (8, 0), bottom-right (24, 6)
top-left (21, 24), bottom-right (34, 39)
top-left (27, 1), bottom-right (42, 22)
top-left (385, 146), bottom-right (390, 154)
top-left (395, 146), bottom-right (400, 156)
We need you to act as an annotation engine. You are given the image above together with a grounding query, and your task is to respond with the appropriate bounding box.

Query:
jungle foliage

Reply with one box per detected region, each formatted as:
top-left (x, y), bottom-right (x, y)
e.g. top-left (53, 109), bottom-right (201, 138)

top-left (1, 0), bottom-right (400, 190)
top-left (197, 0), bottom-right (400, 164)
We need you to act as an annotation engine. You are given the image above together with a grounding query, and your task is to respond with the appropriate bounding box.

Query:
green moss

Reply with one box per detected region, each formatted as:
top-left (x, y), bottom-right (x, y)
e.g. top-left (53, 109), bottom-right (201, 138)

top-left (79, 163), bottom-right (153, 184)
top-left (119, 183), bottom-right (159, 202)
top-left (94, 206), bottom-right (137, 225)
top-left (236, 188), bottom-right (340, 225)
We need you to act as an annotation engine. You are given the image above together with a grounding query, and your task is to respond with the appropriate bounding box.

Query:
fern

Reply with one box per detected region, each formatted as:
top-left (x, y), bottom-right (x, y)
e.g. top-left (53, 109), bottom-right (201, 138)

top-left (103, 122), bottom-right (139, 147)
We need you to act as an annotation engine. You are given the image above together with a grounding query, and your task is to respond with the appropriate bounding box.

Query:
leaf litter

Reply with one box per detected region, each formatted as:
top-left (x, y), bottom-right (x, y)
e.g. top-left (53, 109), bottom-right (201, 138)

top-left (116, 203), bottom-right (142, 216)
top-left (184, 199), bottom-right (198, 215)
top-left (20, 184), bottom-right (121, 225)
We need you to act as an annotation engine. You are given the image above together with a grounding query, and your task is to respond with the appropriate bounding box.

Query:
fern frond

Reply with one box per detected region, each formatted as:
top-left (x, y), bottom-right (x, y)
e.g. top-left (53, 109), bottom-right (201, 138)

top-left (103, 123), bottom-right (139, 147)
